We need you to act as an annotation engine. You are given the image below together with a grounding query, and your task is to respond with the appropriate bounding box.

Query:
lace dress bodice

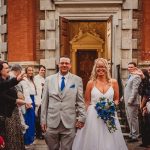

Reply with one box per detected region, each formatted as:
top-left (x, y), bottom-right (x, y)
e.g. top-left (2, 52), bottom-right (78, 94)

top-left (90, 86), bottom-right (114, 105)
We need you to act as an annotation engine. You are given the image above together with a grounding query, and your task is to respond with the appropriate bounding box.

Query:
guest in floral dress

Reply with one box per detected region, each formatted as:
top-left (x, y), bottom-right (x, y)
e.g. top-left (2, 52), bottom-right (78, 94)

top-left (5, 64), bottom-right (26, 150)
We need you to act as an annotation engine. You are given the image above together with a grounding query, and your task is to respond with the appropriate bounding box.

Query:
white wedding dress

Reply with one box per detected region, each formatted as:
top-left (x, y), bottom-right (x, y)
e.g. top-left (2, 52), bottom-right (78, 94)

top-left (72, 86), bottom-right (128, 150)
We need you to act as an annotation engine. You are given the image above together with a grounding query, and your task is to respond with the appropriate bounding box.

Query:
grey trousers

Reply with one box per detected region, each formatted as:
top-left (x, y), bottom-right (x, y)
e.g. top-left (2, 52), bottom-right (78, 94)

top-left (125, 105), bottom-right (139, 139)
top-left (44, 122), bottom-right (76, 150)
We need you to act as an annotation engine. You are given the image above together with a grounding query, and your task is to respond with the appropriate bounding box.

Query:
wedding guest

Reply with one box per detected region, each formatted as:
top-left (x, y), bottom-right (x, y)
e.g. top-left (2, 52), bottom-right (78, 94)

top-left (0, 61), bottom-right (25, 116)
top-left (0, 61), bottom-right (26, 150)
top-left (41, 56), bottom-right (86, 150)
top-left (22, 66), bottom-right (36, 148)
top-left (138, 69), bottom-right (150, 148)
top-left (72, 58), bottom-right (128, 150)
top-left (124, 62), bottom-right (141, 142)
top-left (5, 64), bottom-right (25, 150)
top-left (34, 65), bottom-right (46, 139)
top-left (0, 136), bottom-right (5, 149)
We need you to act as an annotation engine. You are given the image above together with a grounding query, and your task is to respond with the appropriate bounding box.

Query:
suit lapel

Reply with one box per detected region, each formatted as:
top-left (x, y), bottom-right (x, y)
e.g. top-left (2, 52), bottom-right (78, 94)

top-left (51, 73), bottom-right (62, 98)
top-left (53, 74), bottom-right (59, 92)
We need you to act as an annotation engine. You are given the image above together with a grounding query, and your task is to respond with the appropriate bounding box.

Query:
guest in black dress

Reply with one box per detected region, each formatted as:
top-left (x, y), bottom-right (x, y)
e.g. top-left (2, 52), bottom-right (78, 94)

top-left (138, 69), bottom-right (150, 148)
top-left (0, 61), bottom-right (25, 149)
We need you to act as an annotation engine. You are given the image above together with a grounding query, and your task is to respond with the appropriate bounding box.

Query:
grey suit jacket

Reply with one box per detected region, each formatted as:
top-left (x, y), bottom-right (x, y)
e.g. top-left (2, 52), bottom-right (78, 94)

top-left (41, 72), bottom-right (86, 128)
top-left (124, 74), bottom-right (141, 105)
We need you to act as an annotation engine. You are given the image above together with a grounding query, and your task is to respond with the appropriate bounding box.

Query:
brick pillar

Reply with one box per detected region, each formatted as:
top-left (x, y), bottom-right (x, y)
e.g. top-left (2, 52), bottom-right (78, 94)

top-left (7, 0), bottom-right (36, 62)
top-left (142, 0), bottom-right (150, 60)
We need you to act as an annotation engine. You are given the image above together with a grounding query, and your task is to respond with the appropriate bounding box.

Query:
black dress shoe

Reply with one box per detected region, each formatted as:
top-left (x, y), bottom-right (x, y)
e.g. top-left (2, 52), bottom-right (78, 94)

top-left (127, 138), bottom-right (138, 143)
top-left (139, 144), bottom-right (148, 148)
top-left (125, 136), bottom-right (132, 140)
top-left (37, 135), bottom-right (44, 140)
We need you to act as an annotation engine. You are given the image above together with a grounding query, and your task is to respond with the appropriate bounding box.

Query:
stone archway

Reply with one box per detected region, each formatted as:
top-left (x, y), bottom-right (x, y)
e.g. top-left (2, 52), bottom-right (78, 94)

top-left (70, 30), bottom-right (104, 90)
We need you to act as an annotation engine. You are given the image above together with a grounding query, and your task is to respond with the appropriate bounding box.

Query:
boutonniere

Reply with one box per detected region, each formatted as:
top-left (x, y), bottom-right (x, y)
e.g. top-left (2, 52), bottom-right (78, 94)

top-left (70, 84), bottom-right (75, 88)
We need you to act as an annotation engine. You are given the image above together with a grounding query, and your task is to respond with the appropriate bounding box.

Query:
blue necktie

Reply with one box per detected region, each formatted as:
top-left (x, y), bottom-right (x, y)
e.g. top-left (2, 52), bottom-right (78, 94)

top-left (60, 76), bottom-right (65, 91)
top-left (128, 74), bottom-right (131, 79)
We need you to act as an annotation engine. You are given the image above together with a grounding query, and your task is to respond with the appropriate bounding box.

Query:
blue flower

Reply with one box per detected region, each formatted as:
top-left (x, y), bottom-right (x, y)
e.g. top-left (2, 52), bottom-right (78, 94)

top-left (95, 97), bottom-right (117, 133)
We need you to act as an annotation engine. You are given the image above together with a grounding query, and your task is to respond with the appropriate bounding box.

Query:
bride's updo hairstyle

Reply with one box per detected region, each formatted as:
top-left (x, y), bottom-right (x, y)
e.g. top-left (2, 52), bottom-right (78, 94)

top-left (90, 58), bottom-right (111, 82)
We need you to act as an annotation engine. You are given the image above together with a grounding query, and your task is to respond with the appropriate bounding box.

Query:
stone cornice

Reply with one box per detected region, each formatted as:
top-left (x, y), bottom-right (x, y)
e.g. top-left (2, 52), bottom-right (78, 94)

top-left (8, 61), bottom-right (39, 66)
top-left (53, 0), bottom-right (124, 5)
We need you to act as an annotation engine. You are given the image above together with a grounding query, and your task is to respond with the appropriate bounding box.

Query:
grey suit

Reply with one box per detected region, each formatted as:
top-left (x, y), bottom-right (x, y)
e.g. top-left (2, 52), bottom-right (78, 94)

top-left (41, 72), bottom-right (86, 150)
top-left (124, 74), bottom-right (141, 139)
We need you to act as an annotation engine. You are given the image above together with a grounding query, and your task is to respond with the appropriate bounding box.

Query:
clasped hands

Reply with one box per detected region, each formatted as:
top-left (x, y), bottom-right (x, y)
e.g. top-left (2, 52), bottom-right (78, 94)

top-left (75, 121), bottom-right (84, 129)
top-left (41, 121), bottom-right (85, 133)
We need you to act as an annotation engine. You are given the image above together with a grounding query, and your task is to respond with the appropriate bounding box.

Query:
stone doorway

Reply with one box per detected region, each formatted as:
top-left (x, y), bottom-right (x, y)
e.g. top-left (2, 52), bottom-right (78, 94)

top-left (60, 18), bottom-right (112, 88)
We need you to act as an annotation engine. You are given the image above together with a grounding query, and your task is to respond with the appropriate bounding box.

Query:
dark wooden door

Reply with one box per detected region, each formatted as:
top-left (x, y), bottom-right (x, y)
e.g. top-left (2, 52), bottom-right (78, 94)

top-left (59, 17), bottom-right (70, 56)
top-left (76, 50), bottom-right (98, 91)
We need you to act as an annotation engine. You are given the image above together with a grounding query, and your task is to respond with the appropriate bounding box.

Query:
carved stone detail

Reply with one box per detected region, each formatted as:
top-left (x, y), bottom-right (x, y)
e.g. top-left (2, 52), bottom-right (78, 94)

top-left (70, 29), bottom-right (104, 74)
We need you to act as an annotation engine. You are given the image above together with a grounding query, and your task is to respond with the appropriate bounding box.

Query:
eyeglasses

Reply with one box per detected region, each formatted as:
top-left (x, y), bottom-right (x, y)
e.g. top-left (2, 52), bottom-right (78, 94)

top-left (60, 62), bottom-right (70, 65)
top-left (96, 66), bottom-right (106, 69)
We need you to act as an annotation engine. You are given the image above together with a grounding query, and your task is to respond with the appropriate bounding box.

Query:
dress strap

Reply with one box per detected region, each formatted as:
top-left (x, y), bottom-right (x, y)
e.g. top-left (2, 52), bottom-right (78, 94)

top-left (109, 79), bottom-right (113, 87)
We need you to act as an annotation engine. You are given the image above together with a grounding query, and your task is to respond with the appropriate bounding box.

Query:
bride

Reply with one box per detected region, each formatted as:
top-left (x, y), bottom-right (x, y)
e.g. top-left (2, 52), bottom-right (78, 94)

top-left (72, 58), bottom-right (128, 150)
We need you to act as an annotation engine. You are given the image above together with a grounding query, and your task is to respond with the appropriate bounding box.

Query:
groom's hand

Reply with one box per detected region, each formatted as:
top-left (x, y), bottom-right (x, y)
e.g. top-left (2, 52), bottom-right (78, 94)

top-left (76, 121), bottom-right (84, 129)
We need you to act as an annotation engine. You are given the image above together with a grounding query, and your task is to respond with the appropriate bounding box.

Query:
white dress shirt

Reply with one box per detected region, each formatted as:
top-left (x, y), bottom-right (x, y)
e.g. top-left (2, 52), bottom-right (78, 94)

top-left (34, 74), bottom-right (45, 106)
top-left (58, 72), bottom-right (69, 90)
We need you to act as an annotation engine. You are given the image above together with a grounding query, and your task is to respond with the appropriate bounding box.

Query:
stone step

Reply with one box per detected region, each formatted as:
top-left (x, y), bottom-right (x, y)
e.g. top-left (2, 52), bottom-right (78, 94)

top-left (33, 140), bottom-right (48, 150)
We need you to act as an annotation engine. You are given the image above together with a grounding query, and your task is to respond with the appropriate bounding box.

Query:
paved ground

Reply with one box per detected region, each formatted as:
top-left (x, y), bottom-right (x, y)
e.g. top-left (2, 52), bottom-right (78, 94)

top-left (27, 138), bottom-right (150, 150)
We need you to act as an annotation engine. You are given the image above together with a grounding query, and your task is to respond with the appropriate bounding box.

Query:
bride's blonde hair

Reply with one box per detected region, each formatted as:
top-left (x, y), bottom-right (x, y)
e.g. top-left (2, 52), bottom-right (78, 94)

top-left (90, 58), bottom-right (111, 81)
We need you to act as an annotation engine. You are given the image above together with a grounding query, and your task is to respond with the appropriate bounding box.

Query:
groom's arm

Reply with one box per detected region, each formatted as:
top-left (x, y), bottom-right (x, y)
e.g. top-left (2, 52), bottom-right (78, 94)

top-left (76, 77), bottom-right (86, 124)
top-left (41, 77), bottom-right (49, 132)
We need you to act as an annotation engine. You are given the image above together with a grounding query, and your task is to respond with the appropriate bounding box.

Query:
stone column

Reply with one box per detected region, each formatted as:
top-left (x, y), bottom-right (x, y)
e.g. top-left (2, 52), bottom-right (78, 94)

top-left (0, 0), bottom-right (7, 60)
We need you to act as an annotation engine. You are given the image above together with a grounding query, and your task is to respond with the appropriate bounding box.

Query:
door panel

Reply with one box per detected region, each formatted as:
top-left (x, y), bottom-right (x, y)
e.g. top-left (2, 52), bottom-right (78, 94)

top-left (60, 17), bottom-right (70, 56)
top-left (76, 50), bottom-right (98, 90)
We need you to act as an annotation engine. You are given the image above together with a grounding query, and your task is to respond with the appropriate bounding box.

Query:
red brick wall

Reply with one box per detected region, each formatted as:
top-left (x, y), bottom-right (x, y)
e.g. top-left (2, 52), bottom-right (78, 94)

top-left (141, 0), bottom-right (150, 60)
top-left (7, 0), bottom-right (36, 62)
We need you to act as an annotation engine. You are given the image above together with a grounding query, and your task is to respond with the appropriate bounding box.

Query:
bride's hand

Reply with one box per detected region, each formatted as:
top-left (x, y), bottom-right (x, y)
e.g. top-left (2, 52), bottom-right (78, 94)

top-left (114, 100), bottom-right (119, 106)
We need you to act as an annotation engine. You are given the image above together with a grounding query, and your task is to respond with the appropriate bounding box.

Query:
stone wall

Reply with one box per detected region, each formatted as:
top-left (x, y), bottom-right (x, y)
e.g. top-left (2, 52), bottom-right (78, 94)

top-left (36, 0), bottom-right (45, 62)
top-left (1, 0), bottom-right (146, 76)
top-left (0, 0), bottom-right (7, 61)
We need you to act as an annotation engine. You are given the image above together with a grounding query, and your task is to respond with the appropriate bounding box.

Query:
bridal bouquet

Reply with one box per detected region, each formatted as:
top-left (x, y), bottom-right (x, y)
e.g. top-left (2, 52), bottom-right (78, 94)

top-left (95, 97), bottom-right (117, 133)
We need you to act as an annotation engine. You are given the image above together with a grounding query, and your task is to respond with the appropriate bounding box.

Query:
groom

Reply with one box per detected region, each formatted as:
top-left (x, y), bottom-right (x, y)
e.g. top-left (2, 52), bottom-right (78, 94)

top-left (41, 56), bottom-right (86, 150)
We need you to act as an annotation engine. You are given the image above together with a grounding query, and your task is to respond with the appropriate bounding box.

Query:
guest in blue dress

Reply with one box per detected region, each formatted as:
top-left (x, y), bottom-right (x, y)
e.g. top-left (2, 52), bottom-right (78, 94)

top-left (20, 66), bottom-right (36, 147)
